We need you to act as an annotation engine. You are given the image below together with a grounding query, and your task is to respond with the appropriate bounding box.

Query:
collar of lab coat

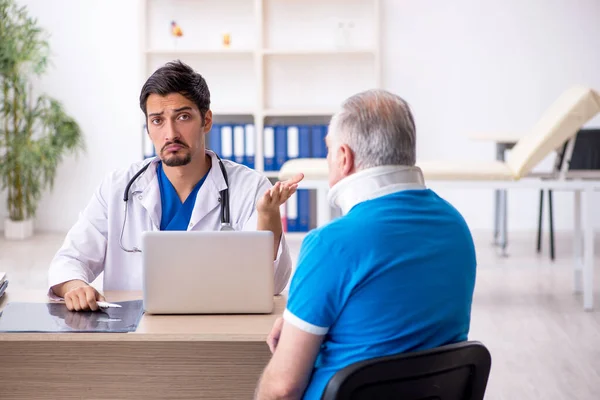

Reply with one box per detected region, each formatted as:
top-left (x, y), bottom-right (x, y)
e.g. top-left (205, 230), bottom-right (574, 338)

top-left (327, 165), bottom-right (426, 215)
top-left (130, 150), bottom-right (228, 229)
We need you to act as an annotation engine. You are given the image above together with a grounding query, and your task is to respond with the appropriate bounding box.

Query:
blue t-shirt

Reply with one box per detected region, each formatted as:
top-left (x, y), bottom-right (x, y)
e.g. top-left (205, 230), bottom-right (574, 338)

top-left (157, 162), bottom-right (209, 231)
top-left (284, 189), bottom-right (477, 399)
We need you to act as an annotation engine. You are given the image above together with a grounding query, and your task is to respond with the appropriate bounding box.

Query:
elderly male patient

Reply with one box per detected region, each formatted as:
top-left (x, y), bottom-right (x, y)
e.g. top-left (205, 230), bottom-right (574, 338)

top-left (254, 89), bottom-right (477, 400)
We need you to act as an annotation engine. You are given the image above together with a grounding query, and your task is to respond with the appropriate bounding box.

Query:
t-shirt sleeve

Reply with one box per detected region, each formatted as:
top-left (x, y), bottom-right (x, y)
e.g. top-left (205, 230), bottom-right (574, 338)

top-left (284, 229), bottom-right (351, 335)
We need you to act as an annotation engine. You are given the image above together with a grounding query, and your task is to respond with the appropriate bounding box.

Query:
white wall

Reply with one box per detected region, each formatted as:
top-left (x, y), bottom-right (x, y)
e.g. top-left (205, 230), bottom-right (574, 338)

top-left (1, 0), bottom-right (144, 232)
top-left (382, 0), bottom-right (600, 232)
top-left (3, 0), bottom-right (600, 233)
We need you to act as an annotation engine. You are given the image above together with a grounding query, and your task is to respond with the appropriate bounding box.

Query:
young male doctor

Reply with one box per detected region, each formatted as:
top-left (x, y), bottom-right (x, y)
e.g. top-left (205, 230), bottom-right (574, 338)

top-left (48, 60), bottom-right (302, 311)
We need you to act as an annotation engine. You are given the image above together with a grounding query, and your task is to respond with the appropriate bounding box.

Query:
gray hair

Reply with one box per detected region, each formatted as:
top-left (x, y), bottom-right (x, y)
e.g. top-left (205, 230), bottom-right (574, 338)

top-left (328, 89), bottom-right (416, 169)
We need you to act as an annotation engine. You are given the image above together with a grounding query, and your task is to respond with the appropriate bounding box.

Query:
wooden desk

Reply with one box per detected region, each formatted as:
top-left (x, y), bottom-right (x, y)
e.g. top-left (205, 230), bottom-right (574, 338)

top-left (0, 291), bottom-right (285, 399)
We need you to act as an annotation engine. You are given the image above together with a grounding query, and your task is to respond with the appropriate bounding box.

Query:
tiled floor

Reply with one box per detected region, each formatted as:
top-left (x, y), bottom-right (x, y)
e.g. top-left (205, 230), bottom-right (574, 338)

top-left (1, 230), bottom-right (599, 399)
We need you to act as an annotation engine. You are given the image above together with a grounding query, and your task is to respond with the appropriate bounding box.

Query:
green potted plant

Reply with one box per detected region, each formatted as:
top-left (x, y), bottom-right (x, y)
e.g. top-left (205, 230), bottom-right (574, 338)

top-left (0, 0), bottom-right (84, 239)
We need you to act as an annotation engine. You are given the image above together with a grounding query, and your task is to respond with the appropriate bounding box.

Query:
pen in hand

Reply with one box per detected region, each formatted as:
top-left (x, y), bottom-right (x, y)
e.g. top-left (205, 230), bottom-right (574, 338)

top-left (96, 301), bottom-right (122, 309)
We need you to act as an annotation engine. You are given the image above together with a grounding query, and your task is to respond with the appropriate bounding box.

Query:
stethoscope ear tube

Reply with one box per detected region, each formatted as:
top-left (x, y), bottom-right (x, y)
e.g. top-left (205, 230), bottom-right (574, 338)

top-left (120, 154), bottom-right (233, 252)
top-left (123, 162), bottom-right (152, 202)
top-left (215, 154), bottom-right (231, 228)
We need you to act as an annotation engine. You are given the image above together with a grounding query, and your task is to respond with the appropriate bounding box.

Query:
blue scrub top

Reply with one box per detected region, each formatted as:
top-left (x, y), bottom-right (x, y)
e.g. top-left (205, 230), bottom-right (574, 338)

top-left (157, 162), bottom-right (210, 231)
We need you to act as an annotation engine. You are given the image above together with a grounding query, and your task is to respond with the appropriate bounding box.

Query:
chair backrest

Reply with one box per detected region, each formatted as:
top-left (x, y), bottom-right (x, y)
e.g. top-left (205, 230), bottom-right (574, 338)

top-left (320, 341), bottom-right (491, 400)
top-left (506, 86), bottom-right (600, 178)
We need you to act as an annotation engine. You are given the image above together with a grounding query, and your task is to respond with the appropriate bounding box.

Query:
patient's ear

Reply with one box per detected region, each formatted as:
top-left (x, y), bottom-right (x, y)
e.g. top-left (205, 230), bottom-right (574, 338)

top-left (338, 144), bottom-right (355, 177)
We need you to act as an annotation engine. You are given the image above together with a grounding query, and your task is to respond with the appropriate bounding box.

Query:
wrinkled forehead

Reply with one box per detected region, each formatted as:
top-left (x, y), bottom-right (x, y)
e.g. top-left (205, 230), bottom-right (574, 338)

top-left (146, 93), bottom-right (198, 115)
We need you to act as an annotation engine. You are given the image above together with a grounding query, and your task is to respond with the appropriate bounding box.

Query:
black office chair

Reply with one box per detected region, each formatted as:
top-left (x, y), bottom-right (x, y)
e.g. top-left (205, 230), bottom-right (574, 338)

top-left (537, 128), bottom-right (600, 260)
top-left (321, 341), bottom-right (491, 400)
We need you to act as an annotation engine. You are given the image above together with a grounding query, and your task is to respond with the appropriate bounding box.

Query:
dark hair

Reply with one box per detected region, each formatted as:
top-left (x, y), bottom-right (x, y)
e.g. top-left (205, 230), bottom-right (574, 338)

top-left (139, 60), bottom-right (211, 121)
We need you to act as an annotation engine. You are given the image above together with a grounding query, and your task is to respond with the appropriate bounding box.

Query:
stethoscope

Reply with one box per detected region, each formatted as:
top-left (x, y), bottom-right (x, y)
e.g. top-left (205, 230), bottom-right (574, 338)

top-left (119, 154), bottom-right (233, 253)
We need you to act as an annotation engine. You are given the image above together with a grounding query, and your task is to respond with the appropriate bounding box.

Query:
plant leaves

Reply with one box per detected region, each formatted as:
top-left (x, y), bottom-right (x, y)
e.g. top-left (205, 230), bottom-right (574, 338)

top-left (0, 0), bottom-right (84, 220)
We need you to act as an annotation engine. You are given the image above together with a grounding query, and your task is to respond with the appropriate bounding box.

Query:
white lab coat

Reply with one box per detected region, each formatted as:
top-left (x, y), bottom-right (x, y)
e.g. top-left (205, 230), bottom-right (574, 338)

top-left (47, 150), bottom-right (292, 298)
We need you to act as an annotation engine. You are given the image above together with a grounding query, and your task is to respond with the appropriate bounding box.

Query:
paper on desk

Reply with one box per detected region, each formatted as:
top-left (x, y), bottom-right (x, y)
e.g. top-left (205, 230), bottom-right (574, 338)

top-left (0, 300), bottom-right (144, 333)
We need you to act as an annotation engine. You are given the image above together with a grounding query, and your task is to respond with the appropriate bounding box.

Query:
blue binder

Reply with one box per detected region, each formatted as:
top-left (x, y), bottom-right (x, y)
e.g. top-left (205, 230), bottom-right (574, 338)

top-left (299, 125), bottom-right (311, 158)
top-left (297, 189), bottom-right (310, 232)
top-left (244, 123), bottom-right (255, 169)
top-left (274, 125), bottom-right (288, 170)
top-left (209, 123), bottom-right (222, 157)
top-left (311, 125), bottom-right (328, 158)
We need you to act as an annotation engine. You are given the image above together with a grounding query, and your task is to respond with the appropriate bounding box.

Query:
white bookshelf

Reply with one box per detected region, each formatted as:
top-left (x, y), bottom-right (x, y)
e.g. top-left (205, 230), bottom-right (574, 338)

top-left (140, 0), bottom-right (382, 176)
top-left (146, 49), bottom-right (255, 55)
top-left (263, 108), bottom-right (339, 117)
top-left (262, 49), bottom-right (375, 55)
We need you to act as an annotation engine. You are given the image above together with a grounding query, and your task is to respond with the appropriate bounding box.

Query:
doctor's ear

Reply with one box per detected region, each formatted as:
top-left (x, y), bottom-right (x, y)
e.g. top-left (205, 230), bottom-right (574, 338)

top-left (202, 110), bottom-right (213, 133)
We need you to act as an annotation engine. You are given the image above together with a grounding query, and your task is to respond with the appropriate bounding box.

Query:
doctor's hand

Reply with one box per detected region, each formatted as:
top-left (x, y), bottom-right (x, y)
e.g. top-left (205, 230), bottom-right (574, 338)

top-left (257, 173), bottom-right (305, 215)
top-left (267, 317), bottom-right (284, 353)
top-left (63, 282), bottom-right (106, 312)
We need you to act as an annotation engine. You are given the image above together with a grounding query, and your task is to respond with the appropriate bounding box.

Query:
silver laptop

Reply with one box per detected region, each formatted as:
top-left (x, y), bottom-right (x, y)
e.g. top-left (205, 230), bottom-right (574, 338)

top-left (141, 230), bottom-right (274, 314)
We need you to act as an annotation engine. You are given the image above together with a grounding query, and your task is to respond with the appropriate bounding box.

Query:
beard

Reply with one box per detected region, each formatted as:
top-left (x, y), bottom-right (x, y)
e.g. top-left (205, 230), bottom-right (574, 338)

top-left (161, 140), bottom-right (192, 166)
top-left (163, 152), bottom-right (192, 166)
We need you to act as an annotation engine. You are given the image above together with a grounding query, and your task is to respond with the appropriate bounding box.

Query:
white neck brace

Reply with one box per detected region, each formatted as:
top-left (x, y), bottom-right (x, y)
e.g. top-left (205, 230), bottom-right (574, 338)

top-left (327, 165), bottom-right (426, 215)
